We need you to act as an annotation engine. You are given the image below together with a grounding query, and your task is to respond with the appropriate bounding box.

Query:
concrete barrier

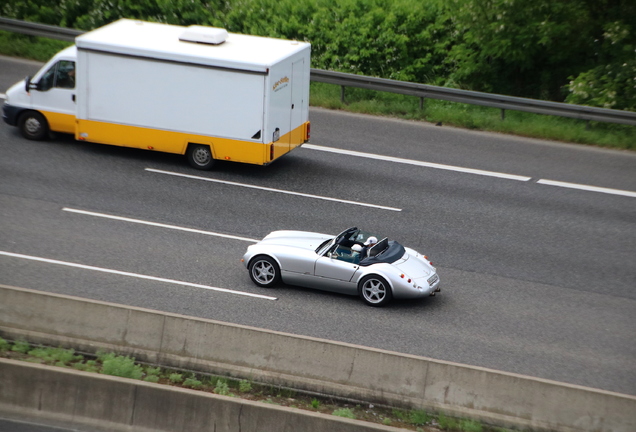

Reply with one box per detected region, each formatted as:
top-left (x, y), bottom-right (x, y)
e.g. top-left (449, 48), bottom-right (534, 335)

top-left (1, 284), bottom-right (635, 432)
top-left (0, 359), bottom-right (398, 432)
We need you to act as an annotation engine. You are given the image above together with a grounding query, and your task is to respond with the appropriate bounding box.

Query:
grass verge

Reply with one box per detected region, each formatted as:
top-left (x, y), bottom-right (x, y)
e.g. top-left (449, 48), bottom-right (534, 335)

top-left (0, 31), bottom-right (72, 62)
top-left (0, 336), bottom-right (511, 432)
top-left (2, 32), bottom-right (632, 151)
top-left (309, 83), bottom-right (636, 151)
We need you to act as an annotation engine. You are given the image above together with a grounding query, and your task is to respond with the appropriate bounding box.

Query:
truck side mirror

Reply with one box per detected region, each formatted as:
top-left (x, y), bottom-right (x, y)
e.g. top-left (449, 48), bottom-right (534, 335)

top-left (25, 76), bottom-right (39, 92)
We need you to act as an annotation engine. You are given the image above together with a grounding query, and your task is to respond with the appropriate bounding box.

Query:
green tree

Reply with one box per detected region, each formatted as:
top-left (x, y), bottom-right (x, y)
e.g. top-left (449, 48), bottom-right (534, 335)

top-left (1, 0), bottom-right (64, 25)
top-left (565, 11), bottom-right (636, 110)
top-left (443, 0), bottom-right (598, 99)
top-left (443, 0), bottom-right (636, 107)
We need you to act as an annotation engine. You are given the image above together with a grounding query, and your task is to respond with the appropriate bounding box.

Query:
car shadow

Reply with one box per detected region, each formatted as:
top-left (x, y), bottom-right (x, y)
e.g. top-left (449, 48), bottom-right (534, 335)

top-left (271, 280), bottom-right (446, 311)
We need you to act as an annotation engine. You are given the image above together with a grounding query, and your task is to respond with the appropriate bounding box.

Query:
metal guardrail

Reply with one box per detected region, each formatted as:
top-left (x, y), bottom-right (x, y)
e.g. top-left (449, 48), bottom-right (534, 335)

top-left (0, 17), bottom-right (81, 41)
top-left (2, 16), bottom-right (635, 126)
top-left (310, 70), bottom-right (636, 126)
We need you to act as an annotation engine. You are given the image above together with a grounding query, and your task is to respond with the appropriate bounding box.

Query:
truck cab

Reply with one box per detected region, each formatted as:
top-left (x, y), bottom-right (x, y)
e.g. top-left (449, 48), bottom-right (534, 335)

top-left (3, 45), bottom-right (77, 140)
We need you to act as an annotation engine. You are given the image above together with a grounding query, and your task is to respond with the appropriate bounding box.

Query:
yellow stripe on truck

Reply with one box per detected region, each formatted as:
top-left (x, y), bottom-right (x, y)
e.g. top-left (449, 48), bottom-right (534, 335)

top-left (41, 111), bottom-right (76, 135)
top-left (76, 120), bottom-right (309, 165)
top-left (271, 121), bottom-right (310, 161)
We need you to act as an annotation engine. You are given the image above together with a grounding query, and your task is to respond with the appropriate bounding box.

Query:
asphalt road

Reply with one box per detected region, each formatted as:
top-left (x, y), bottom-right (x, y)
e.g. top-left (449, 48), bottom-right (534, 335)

top-left (1, 55), bottom-right (635, 399)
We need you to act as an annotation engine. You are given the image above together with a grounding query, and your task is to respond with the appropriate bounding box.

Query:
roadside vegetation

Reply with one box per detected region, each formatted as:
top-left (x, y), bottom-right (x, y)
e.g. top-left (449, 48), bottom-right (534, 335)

top-left (1, 0), bottom-right (634, 150)
top-left (1, 29), bottom-right (633, 151)
top-left (0, 337), bottom-right (511, 432)
top-left (310, 82), bottom-right (636, 150)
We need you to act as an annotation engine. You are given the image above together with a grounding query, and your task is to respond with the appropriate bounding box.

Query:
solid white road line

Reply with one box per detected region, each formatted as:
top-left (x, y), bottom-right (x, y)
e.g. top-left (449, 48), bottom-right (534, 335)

top-left (0, 251), bottom-right (277, 301)
top-left (303, 144), bottom-right (533, 181)
top-left (536, 179), bottom-right (636, 198)
top-left (63, 208), bottom-right (260, 242)
top-left (145, 168), bottom-right (402, 212)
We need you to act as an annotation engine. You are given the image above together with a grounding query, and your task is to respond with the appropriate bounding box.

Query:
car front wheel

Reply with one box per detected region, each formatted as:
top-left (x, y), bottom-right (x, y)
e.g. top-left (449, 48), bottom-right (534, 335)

top-left (248, 256), bottom-right (280, 288)
top-left (358, 275), bottom-right (392, 307)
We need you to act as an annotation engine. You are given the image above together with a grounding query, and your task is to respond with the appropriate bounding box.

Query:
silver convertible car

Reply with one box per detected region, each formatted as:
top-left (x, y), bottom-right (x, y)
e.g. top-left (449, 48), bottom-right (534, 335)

top-left (241, 227), bottom-right (440, 306)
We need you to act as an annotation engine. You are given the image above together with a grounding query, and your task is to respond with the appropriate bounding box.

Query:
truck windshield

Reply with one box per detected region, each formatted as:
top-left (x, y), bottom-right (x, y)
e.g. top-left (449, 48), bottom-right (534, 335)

top-left (37, 60), bottom-right (76, 91)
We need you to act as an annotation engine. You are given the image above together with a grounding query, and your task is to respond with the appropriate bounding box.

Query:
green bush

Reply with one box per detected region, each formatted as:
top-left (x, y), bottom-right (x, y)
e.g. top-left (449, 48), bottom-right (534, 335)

top-left (409, 409), bottom-right (431, 425)
top-left (0, 337), bottom-right (11, 352)
top-left (28, 347), bottom-right (82, 366)
top-left (438, 413), bottom-right (459, 431)
top-left (100, 353), bottom-right (144, 380)
top-left (183, 377), bottom-right (203, 389)
top-left (168, 373), bottom-right (183, 383)
top-left (11, 340), bottom-right (30, 354)
top-left (392, 408), bottom-right (408, 420)
top-left (145, 366), bottom-right (161, 377)
top-left (332, 408), bottom-right (356, 419)
top-left (460, 419), bottom-right (483, 432)
top-left (214, 379), bottom-right (231, 395)
top-left (238, 379), bottom-right (252, 393)
top-left (72, 361), bottom-right (97, 372)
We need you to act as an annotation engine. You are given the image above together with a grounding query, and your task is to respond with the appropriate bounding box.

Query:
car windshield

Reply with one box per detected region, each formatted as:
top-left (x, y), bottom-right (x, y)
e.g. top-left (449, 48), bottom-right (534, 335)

top-left (315, 238), bottom-right (333, 255)
top-left (315, 228), bottom-right (384, 257)
top-left (347, 229), bottom-right (376, 244)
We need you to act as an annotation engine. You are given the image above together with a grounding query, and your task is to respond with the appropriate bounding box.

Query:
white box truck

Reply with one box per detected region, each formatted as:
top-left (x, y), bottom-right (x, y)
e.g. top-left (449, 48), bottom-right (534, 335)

top-left (2, 19), bottom-right (311, 169)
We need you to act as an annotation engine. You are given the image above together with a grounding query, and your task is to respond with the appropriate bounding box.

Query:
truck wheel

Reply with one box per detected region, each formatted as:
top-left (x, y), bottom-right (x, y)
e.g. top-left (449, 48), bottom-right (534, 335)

top-left (18, 111), bottom-right (49, 141)
top-left (186, 144), bottom-right (215, 170)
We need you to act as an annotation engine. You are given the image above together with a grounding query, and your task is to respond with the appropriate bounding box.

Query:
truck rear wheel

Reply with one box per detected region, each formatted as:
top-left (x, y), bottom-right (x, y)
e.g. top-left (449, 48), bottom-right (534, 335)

top-left (18, 111), bottom-right (49, 141)
top-left (186, 144), bottom-right (215, 170)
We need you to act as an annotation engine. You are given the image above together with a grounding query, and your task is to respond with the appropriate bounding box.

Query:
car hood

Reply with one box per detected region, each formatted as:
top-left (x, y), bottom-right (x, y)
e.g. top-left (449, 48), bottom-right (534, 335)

top-left (393, 253), bottom-right (434, 278)
top-left (258, 230), bottom-right (332, 251)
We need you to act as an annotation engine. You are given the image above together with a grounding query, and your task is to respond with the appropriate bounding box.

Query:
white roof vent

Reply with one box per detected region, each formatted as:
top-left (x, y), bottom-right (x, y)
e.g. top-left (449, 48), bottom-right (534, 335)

top-left (179, 26), bottom-right (228, 45)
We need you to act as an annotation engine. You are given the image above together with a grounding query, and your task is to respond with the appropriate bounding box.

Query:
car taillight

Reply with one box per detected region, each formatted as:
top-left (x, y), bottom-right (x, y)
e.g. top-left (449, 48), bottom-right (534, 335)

top-left (399, 274), bottom-right (412, 283)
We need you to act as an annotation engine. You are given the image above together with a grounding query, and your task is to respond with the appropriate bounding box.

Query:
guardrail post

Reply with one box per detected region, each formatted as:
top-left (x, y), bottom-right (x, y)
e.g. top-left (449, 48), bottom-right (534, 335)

top-left (340, 85), bottom-right (345, 104)
top-left (419, 97), bottom-right (425, 110)
top-left (501, 109), bottom-right (506, 120)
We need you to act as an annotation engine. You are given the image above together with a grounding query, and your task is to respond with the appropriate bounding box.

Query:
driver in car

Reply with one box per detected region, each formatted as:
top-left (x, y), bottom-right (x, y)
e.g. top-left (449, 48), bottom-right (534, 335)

top-left (353, 236), bottom-right (378, 259)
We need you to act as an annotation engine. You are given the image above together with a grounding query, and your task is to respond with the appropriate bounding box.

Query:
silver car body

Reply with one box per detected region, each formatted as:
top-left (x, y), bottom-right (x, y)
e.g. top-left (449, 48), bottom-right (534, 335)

top-left (241, 228), bottom-right (440, 300)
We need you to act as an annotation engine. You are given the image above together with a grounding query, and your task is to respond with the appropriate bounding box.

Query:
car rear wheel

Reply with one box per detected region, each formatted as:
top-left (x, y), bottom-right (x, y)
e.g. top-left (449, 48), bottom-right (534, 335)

top-left (248, 256), bottom-right (280, 288)
top-left (186, 144), bottom-right (215, 170)
top-left (19, 111), bottom-right (49, 141)
top-left (358, 275), bottom-right (392, 307)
